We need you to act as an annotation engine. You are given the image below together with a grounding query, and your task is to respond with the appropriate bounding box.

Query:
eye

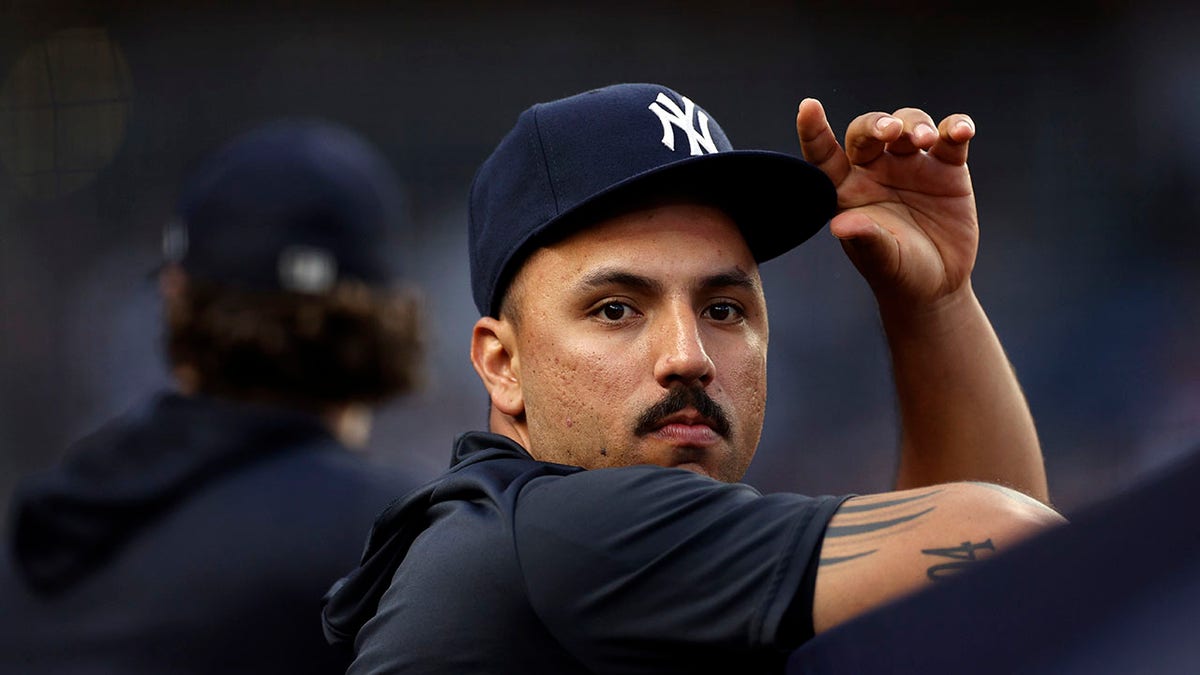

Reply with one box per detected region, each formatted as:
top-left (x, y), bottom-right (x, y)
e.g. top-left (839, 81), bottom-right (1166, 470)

top-left (704, 302), bottom-right (743, 323)
top-left (594, 301), bottom-right (634, 322)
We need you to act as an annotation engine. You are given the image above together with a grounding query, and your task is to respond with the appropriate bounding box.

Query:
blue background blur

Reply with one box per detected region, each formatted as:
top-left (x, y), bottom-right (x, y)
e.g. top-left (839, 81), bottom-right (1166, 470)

top-left (2, 0), bottom-right (1197, 518)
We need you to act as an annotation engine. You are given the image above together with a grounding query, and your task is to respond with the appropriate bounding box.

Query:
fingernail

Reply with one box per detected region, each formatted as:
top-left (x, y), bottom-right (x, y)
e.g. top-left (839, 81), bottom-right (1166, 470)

top-left (875, 116), bottom-right (898, 132)
top-left (955, 119), bottom-right (975, 134)
top-left (916, 123), bottom-right (936, 140)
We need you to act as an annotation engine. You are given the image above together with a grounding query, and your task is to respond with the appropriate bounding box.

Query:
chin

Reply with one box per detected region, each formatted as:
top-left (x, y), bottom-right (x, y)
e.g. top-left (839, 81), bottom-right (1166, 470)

top-left (673, 461), bottom-right (716, 479)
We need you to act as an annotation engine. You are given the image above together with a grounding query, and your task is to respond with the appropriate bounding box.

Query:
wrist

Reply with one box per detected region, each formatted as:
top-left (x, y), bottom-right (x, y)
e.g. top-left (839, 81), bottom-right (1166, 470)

top-left (876, 282), bottom-right (983, 341)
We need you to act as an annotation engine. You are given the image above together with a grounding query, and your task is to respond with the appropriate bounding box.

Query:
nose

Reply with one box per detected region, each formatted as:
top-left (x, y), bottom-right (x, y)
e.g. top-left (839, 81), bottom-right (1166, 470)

top-left (652, 304), bottom-right (715, 388)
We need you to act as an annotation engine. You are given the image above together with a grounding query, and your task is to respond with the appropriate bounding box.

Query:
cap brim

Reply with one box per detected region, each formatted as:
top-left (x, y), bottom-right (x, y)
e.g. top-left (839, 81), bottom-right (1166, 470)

top-left (544, 149), bottom-right (838, 264)
top-left (484, 149), bottom-right (837, 316)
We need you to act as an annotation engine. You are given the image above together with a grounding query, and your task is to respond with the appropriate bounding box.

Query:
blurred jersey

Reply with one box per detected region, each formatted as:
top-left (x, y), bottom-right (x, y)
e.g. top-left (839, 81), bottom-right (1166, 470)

top-left (0, 392), bottom-right (419, 674)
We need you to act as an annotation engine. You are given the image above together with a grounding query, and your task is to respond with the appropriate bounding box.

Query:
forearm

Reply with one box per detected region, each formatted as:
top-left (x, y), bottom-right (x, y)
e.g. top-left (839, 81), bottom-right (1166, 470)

top-left (880, 282), bottom-right (1048, 503)
top-left (813, 481), bottom-right (1065, 633)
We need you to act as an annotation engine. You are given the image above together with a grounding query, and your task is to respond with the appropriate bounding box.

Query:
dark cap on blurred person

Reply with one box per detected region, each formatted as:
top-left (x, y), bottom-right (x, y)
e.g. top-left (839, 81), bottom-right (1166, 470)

top-left (166, 119), bottom-right (406, 293)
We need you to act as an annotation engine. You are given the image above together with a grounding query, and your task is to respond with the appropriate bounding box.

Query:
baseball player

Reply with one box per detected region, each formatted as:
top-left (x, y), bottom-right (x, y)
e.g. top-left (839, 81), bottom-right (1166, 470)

top-left (0, 120), bottom-right (426, 673)
top-left (322, 83), bottom-right (1065, 673)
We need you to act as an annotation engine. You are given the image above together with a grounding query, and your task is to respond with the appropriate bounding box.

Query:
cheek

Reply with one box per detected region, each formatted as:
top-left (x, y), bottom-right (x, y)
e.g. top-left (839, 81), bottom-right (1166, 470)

top-left (523, 336), bottom-right (639, 432)
top-left (720, 339), bottom-right (769, 426)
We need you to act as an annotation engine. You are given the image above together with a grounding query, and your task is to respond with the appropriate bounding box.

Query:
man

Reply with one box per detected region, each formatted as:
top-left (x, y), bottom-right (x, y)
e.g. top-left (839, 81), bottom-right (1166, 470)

top-left (323, 83), bottom-right (1065, 673)
top-left (0, 120), bottom-right (425, 673)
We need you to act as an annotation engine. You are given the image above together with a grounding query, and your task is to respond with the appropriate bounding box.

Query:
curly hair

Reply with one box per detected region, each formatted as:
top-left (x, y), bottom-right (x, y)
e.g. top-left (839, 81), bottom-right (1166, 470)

top-left (165, 279), bottom-right (424, 411)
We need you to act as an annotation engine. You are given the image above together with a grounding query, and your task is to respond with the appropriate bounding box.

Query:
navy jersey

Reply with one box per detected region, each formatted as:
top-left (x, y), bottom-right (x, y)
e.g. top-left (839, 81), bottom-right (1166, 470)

top-left (323, 431), bottom-right (847, 674)
top-left (0, 393), bottom-right (421, 674)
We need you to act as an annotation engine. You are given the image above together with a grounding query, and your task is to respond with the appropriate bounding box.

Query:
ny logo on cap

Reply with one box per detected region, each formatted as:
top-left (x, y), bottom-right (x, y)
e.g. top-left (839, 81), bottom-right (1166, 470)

top-left (648, 92), bottom-right (718, 156)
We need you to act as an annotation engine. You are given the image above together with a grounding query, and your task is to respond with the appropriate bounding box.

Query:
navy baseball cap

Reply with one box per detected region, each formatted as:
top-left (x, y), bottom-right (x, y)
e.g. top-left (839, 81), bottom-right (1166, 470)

top-left (468, 82), bottom-right (837, 317)
top-left (165, 119), bottom-right (406, 293)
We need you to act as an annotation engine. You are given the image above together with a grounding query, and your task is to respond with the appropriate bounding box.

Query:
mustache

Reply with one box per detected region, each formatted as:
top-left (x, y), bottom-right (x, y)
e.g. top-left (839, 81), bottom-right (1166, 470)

top-left (634, 384), bottom-right (732, 438)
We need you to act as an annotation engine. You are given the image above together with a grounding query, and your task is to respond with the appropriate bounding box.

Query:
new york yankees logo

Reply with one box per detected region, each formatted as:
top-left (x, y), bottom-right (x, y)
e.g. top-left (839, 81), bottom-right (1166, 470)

top-left (647, 92), bottom-right (718, 156)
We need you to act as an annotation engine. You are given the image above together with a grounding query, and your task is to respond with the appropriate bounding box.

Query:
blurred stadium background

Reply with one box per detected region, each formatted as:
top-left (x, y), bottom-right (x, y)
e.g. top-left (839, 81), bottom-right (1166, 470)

top-left (2, 0), bottom-right (1197, 519)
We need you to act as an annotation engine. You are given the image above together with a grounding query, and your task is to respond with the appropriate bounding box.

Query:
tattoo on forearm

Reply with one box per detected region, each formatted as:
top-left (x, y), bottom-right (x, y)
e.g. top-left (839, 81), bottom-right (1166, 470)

top-left (818, 490), bottom-right (940, 568)
top-left (922, 539), bottom-right (996, 580)
top-left (966, 481), bottom-right (1049, 510)
top-left (834, 490), bottom-right (943, 514)
top-left (818, 550), bottom-right (878, 567)
top-left (825, 507), bottom-right (936, 537)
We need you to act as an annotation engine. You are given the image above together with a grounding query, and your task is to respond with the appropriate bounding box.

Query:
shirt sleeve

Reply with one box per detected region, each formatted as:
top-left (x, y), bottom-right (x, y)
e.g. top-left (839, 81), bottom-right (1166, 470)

top-left (512, 466), bottom-right (848, 674)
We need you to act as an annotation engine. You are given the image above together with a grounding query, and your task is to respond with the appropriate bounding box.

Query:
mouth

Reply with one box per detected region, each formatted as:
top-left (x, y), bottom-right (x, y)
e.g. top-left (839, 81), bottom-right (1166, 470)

top-left (643, 410), bottom-right (722, 446)
top-left (633, 385), bottom-right (733, 444)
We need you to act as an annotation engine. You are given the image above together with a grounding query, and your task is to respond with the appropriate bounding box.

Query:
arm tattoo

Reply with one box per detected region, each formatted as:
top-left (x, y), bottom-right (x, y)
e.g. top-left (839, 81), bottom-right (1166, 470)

top-left (825, 507), bottom-right (936, 537)
top-left (818, 490), bottom-right (940, 568)
top-left (922, 538), bottom-right (996, 580)
top-left (835, 490), bottom-right (944, 514)
top-left (966, 481), bottom-right (1052, 511)
top-left (818, 550), bottom-right (878, 567)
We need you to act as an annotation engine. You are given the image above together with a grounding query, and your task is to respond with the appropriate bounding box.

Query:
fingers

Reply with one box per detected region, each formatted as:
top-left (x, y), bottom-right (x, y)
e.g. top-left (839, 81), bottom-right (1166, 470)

top-left (882, 108), bottom-right (938, 156)
top-left (842, 112), bottom-right (904, 166)
top-left (797, 98), bottom-right (851, 186)
top-left (840, 107), bottom-right (975, 166)
top-left (930, 114), bottom-right (975, 165)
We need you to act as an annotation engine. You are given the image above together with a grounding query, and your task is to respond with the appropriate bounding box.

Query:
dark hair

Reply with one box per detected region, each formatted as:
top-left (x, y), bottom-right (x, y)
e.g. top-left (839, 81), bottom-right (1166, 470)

top-left (165, 279), bottom-right (424, 411)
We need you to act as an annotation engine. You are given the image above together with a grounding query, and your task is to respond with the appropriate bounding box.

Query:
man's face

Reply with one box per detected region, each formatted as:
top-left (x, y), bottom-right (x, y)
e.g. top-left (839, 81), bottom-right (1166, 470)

top-left (502, 202), bottom-right (769, 482)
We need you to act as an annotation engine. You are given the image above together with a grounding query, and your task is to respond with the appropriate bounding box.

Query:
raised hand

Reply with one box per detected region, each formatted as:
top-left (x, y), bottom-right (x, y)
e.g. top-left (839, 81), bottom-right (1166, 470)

top-left (797, 99), bottom-right (979, 311)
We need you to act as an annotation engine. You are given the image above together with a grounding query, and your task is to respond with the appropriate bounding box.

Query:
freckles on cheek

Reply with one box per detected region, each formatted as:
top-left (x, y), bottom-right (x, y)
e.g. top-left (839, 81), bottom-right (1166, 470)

top-left (542, 338), bottom-right (636, 438)
top-left (732, 353), bottom-right (768, 418)
top-left (581, 345), bottom-right (632, 385)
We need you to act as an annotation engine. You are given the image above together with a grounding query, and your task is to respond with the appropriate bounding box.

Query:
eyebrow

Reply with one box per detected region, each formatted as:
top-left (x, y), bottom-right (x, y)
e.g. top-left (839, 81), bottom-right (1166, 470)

top-left (700, 269), bottom-right (759, 293)
top-left (575, 267), bottom-right (759, 295)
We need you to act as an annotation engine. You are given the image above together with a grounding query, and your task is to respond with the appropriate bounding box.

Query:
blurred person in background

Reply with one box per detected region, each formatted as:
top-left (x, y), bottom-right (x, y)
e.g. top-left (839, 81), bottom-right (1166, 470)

top-left (0, 119), bottom-right (426, 674)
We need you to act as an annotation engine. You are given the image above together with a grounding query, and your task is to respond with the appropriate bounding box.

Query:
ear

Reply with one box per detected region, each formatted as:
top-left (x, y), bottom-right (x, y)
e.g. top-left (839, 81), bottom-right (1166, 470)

top-left (471, 316), bottom-right (524, 417)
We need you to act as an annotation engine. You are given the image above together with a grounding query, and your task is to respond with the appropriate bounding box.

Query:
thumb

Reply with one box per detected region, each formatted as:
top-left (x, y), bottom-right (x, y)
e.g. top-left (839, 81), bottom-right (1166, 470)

top-left (830, 212), bottom-right (899, 283)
